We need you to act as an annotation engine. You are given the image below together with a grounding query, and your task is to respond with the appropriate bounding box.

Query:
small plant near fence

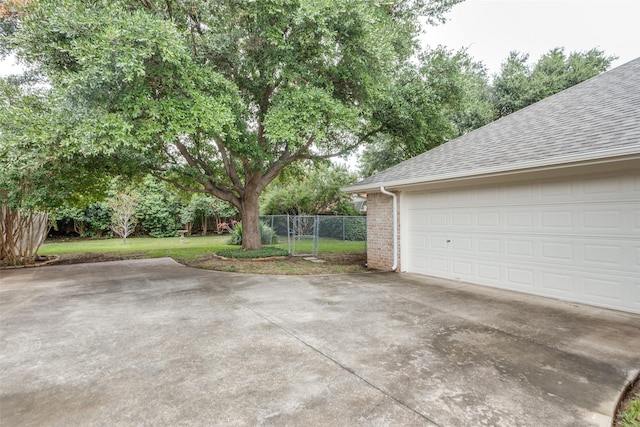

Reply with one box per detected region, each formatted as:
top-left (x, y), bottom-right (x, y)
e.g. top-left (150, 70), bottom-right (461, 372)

top-left (228, 220), bottom-right (278, 246)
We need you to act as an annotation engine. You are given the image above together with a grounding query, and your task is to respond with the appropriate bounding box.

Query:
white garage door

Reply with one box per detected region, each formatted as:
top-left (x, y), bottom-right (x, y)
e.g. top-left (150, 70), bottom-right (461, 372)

top-left (404, 172), bottom-right (640, 313)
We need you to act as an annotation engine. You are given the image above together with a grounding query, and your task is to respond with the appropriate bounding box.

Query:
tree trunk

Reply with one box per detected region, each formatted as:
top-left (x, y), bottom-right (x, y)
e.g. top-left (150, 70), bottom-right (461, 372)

top-left (240, 191), bottom-right (262, 250)
top-left (0, 206), bottom-right (49, 266)
top-left (201, 213), bottom-right (208, 236)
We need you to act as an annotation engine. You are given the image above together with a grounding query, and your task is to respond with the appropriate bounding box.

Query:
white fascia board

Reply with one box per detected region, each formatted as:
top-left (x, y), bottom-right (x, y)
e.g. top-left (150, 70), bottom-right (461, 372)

top-left (343, 145), bottom-right (640, 193)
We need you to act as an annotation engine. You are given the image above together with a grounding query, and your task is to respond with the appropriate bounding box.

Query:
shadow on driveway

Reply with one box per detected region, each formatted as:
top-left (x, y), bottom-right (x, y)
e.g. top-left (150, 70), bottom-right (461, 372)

top-left (1, 258), bottom-right (639, 426)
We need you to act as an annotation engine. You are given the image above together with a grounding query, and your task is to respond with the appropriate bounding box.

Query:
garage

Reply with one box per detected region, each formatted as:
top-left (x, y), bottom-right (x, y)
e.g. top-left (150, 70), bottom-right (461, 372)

top-left (344, 58), bottom-right (640, 314)
top-left (403, 170), bottom-right (640, 313)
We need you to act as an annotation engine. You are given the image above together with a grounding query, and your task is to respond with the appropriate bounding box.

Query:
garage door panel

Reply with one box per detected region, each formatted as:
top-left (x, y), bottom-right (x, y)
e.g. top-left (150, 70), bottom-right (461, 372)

top-left (541, 211), bottom-right (573, 228)
top-left (541, 272), bottom-right (575, 294)
top-left (410, 234), bottom-right (427, 248)
top-left (584, 277), bottom-right (623, 302)
top-left (478, 264), bottom-right (501, 281)
top-left (408, 212), bottom-right (427, 229)
top-left (506, 212), bottom-right (533, 228)
top-left (453, 261), bottom-right (473, 277)
top-left (541, 181), bottom-right (573, 197)
top-left (506, 268), bottom-right (535, 288)
top-left (430, 258), bottom-right (449, 274)
top-left (413, 206), bottom-right (636, 236)
top-left (582, 210), bottom-right (621, 230)
top-left (404, 172), bottom-right (640, 313)
top-left (478, 212), bottom-right (500, 227)
top-left (541, 242), bottom-right (573, 260)
top-left (452, 237), bottom-right (472, 251)
top-left (452, 212), bottom-right (472, 226)
top-left (430, 213), bottom-right (448, 226)
top-left (478, 238), bottom-right (500, 254)
top-left (506, 240), bottom-right (534, 258)
top-left (444, 234), bottom-right (638, 272)
top-left (428, 235), bottom-right (447, 249)
top-left (583, 244), bottom-right (622, 266)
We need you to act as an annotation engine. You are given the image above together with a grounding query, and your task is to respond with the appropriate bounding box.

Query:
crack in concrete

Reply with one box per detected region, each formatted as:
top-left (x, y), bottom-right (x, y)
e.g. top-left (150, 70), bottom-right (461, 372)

top-left (231, 296), bottom-right (441, 426)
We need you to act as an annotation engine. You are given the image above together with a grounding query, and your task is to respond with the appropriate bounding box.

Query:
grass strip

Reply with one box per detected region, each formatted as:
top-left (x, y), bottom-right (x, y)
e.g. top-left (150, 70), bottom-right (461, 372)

top-left (616, 381), bottom-right (640, 427)
top-left (216, 247), bottom-right (289, 259)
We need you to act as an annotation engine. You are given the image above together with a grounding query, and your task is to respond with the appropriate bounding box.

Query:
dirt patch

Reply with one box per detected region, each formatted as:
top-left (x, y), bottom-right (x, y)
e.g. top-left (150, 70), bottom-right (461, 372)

top-left (6, 252), bottom-right (370, 275)
top-left (184, 252), bottom-right (369, 275)
top-left (48, 252), bottom-right (147, 265)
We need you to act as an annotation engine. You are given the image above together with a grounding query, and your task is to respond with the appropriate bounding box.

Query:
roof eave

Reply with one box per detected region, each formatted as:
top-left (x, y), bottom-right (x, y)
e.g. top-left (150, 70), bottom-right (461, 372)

top-left (343, 145), bottom-right (640, 193)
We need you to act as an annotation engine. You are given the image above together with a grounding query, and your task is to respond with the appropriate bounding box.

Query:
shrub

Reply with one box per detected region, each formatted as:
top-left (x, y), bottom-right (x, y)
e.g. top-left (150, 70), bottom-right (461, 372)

top-left (228, 221), bottom-right (278, 245)
top-left (317, 216), bottom-right (366, 241)
top-left (228, 222), bottom-right (243, 245)
top-left (134, 179), bottom-right (181, 238)
top-left (344, 217), bottom-right (366, 241)
top-left (84, 202), bottom-right (112, 237)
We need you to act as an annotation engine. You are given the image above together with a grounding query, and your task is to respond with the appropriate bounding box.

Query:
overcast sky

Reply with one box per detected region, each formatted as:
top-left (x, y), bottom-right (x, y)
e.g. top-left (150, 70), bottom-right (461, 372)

top-left (421, 0), bottom-right (640, 76)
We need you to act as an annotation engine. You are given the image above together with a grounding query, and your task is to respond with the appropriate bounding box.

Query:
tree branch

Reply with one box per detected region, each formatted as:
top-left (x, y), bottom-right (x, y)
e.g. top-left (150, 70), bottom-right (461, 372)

top-left (213, 138), bottom-right (244, 194)
top-left (259, 145), bottom-right (292, 192)
top-left (173, 140), bottom-right (241, 208)
top-left (155, 176), bottom-right (208, 194)
top-left (257, 84), bottom-right (275, 148)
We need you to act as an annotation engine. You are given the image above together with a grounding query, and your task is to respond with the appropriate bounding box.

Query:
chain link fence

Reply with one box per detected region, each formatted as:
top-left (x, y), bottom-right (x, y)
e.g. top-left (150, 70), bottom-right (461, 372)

top-left (260, 215), bottom-right (366, 256)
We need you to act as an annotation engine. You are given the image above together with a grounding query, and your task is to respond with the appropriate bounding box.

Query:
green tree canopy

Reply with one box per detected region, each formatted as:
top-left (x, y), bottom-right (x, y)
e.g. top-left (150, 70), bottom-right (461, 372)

top-left (262, 163), bottom-right (357, 216)
top-left (491, 47), bottom-right (616, 118)
top-left (359, 46), bottom-right (492, 176)
top-left (0, 75), bottom-right (129, 211)
top-left (358, 47), bottom-right (616, 175)
top-left (2, 0), bottom-right (461, 248)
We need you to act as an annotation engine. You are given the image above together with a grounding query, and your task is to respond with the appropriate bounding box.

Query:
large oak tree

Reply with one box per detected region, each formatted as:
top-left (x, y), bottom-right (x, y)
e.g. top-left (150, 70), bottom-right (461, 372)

top-left (2, 0), bottom-right (460, 249)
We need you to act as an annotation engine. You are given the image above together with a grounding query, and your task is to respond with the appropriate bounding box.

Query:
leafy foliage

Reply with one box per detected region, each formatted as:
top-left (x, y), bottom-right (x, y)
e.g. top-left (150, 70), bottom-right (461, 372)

top-left (359, 46), bottom-right (493, 176)
top-left (0, 76), bottom-right (121, 211)
top-left (262, 163), bottom-right (358, 215)
top-left (180, 194), bottom-right (237, 235)
top-left (358, 47), bottom-right (616, 175)
top-left (317, 216), bottom-right (366, 241)
top-left (133, 178), bottom-right (181, 238)
top-left (228, 221), bottom-right (278, 246)
top-left (83, 202), bottom-right (112, 238)
top-left (3, 0), bottom-right (460, 249)
top-left (491, 48), bottom-right (615, 118)
top-left (50, 202), bottom-right (113, 237)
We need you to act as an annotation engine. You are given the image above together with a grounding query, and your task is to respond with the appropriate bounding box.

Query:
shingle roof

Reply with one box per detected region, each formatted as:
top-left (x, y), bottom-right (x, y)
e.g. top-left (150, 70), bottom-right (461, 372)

top-left (345, 57), bottom-right (640, 192)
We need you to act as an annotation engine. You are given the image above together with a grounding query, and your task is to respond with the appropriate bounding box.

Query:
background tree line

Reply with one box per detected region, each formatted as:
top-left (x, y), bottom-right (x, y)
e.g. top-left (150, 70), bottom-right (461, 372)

top-left (358, 46), bottom-right (616, 176)
top-left (48, 162), bottom-right (360, 240)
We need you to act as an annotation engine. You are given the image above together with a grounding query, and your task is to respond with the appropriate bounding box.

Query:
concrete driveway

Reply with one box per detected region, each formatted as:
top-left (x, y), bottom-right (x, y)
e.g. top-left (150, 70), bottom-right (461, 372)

top-left (1, 258), bottom-right (638, 426)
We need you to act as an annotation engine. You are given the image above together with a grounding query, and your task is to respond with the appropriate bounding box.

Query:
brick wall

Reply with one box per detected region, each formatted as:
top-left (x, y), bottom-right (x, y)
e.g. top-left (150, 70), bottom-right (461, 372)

top-left (366, 192), bottom-right (401, 271)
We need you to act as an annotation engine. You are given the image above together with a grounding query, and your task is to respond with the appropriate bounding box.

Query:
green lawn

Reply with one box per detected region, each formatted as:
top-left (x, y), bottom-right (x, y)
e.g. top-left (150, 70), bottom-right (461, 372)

top-left (39, 234), bottom-right (365, 262)
top-left (39, 235), bottom-right (232, 262)
top-left (273, 236), bottom-right (366, 255)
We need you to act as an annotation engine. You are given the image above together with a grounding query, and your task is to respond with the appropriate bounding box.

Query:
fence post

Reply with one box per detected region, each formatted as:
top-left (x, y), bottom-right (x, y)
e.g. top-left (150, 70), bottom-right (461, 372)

top-left (313, 215), bottom-right (319, 256)
top-left (286, 214), bottom-right (291, 254)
